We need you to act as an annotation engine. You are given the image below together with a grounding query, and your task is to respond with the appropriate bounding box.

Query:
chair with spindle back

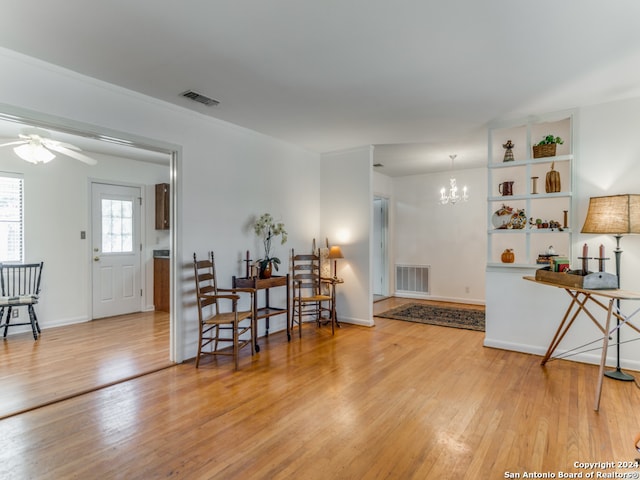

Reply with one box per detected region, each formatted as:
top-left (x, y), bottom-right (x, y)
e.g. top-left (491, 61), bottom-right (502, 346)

top-left (290, 242), bottom-right (334, 338)
top-left (0, 262), bottom-right (44, 340)
top-left (193, 252), bottom-right (255, 370)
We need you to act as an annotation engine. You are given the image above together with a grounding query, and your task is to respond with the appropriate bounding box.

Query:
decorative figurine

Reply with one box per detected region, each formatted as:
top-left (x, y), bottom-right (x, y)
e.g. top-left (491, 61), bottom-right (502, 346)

top-left (503, 140), bottom-right (515, 162)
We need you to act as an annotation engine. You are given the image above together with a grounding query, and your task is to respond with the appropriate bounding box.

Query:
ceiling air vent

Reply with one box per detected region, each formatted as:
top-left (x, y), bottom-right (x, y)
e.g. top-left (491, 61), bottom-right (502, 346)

top-left (181, 90), bottom-right (220, 107)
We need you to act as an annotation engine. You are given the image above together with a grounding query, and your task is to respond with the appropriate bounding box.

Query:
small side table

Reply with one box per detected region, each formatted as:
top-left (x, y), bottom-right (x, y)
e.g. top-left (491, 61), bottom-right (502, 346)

top-left (323, 277), bottom-right (344, 334)
top-left (232, 274), bottom-right (290, 350)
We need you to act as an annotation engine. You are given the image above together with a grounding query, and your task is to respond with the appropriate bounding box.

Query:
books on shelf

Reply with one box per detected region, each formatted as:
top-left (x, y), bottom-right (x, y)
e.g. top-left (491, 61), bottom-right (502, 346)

top-left (536, 254), bottom-right (569, 272)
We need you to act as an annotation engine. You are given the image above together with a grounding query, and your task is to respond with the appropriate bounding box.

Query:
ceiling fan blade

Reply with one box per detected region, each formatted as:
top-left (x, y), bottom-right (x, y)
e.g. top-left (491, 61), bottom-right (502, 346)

top-left (43, 138), bottom-right (80, 151)
top-left (47, 144), bottom-right (98, 165)
top-left (0, 140), bottom-right (27, 148)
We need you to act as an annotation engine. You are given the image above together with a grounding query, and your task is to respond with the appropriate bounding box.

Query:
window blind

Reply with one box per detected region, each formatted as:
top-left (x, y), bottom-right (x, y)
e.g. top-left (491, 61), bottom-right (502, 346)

top-left (0, 173), bottom-right (24, 262)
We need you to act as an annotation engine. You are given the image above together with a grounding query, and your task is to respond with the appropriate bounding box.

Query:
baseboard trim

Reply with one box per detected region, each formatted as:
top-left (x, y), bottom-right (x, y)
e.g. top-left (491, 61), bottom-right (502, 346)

top-left (483, 338), bottom-right (640, 372)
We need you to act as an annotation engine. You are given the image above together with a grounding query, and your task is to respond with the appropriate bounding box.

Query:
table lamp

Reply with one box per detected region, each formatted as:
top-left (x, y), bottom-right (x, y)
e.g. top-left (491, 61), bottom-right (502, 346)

top-left (327, 245), bottom-right (344, 280)
top-left (581, 194), bottom-right (640, 381)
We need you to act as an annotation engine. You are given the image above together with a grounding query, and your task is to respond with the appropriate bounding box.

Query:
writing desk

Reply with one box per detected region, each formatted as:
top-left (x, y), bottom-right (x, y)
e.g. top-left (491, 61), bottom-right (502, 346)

top-left (523, 276), bottom-right (640, 411)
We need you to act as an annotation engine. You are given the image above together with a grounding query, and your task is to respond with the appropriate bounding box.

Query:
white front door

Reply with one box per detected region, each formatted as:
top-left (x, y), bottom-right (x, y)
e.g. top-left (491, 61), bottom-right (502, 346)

top-left (91, 182), bottom-right (142, 319)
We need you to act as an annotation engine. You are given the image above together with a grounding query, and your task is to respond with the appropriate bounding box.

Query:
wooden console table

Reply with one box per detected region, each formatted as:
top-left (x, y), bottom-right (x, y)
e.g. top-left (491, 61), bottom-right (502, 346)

top-left (524, 276), bottom-right (640, 411)
top-left (232, 274), bottom-right (290, 350)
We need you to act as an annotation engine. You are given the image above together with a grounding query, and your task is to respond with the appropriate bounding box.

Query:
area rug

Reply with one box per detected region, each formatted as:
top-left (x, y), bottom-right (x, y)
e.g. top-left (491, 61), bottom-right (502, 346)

top-left (377, 303), bottom-right (485, 332)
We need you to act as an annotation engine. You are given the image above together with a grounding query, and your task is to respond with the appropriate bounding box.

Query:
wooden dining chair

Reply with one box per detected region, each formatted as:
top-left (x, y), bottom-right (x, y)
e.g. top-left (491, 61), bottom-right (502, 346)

top-left (0, 262), bottom-right (44, 340)
top-left (290, 247), bottom-right (334, 338)
top-left (192, 252), bottom-right (255, 370)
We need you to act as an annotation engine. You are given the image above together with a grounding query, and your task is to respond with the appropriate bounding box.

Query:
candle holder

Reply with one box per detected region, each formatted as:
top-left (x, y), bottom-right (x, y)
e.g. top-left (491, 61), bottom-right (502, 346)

top-left (595, 256), bottom-right (609, 273)
top-left (578, 256), bottom-right (592, 275)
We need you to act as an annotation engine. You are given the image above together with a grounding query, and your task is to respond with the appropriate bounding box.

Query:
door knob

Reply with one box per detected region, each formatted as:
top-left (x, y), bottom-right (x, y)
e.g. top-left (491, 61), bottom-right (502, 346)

top-left (94, 256), bottom-right (100, 262)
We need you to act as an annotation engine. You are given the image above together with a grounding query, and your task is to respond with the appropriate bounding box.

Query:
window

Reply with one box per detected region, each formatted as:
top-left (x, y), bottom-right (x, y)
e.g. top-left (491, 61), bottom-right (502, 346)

top-left (101, 198), bottom-right (133, 253)
top-left (0, 173), bottom-right (24, 262)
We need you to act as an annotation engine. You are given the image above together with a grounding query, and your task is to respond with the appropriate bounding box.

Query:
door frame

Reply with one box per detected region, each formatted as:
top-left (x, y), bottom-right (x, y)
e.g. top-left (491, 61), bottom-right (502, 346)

top-left (373, 195), bottom-right (390, 297)
top-left (0, 103), bottom-right (181, 363)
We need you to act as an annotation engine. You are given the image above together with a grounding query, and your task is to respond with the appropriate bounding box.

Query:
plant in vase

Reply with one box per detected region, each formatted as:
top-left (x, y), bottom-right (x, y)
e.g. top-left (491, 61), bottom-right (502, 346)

top-left (253, 213), bottom-right (287, 278)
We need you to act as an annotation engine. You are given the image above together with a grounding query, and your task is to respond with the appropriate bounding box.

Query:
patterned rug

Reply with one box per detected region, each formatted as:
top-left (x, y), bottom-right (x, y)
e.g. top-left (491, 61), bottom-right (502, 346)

top-left (377, 303), bottom-right (485, 332)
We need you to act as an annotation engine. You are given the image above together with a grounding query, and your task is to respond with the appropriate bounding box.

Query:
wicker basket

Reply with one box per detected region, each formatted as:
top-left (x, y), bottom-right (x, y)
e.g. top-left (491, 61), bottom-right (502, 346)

top-left (532, 143), bottom-right (557, 158)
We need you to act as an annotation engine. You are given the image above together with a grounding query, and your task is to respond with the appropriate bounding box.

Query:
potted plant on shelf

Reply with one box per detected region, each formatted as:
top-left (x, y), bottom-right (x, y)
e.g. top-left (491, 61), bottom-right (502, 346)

top-left (533, 134), bottom-right (564, 159)
top-left (253, 213), bottom-right (287, 279)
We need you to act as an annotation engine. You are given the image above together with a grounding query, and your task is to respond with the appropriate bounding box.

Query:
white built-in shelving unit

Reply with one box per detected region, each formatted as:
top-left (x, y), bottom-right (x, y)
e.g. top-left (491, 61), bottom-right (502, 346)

top-left (487, 114), bottom-right (574, 268)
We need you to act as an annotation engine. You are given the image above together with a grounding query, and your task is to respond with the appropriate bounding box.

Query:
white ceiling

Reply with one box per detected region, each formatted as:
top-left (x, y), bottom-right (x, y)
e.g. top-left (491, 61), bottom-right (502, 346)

top-left (1, 0), bottom-right (640, 176)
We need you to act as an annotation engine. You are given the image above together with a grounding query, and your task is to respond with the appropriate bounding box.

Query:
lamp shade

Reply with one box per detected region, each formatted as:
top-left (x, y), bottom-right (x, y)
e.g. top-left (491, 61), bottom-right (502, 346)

top-left (581, 194), bottom-right (640, 234)
top-left (327, 245), bottom-right (344, 259)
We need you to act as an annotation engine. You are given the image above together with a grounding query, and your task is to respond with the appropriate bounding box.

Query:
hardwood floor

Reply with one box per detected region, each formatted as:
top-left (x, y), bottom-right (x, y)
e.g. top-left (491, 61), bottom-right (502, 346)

top-left (1, 298), bottom-right (640, 479)
top-left (0, 311), bottom-right (171, 419)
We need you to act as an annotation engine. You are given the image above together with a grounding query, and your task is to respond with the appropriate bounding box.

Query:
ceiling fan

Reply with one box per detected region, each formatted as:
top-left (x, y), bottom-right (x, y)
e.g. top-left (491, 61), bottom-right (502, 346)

top-left (0, 128), bottom-right (98, 165)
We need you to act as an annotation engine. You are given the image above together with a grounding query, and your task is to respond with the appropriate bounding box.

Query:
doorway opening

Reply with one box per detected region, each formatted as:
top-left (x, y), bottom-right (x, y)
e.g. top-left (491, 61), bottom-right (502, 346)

top-left (0, 105), bottom-right (179, 417)
top-left (373, 196), bottom-right (389, 302)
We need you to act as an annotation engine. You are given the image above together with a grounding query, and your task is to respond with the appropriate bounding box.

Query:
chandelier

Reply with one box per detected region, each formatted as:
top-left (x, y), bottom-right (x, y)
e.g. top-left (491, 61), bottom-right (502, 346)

top-left (439, 154), bottom-right (468, 205)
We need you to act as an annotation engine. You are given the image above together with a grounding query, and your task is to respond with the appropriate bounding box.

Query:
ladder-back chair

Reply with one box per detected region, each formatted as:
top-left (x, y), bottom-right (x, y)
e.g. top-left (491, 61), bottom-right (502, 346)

top-left (290, 247), bottom-right (334, 337)
top-left (0, 262), bottom-right (44, 340)
top-left (193, 252), bottom-right (255, 370)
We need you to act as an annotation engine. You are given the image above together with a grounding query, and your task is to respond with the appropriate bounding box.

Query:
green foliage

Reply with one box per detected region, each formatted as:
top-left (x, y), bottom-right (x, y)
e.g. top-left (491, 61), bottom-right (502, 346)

top-left (253, 213), bottom-right (287, 271)
top-left (537, 134), bottom-right (564, 146)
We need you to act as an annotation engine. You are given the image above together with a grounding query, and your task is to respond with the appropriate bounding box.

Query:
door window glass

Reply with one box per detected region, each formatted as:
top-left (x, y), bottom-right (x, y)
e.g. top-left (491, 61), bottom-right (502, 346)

top-left (102, 199), bottom-right (133, 253)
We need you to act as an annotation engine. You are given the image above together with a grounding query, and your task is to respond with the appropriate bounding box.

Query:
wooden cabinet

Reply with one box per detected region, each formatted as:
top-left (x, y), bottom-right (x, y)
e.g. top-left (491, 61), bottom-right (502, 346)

top-left (155, 183), bottom-right (170, 230)
top-left (487, 112), bottom-right (575, 267)
top-left (154, 257), bottom-right (170, 312)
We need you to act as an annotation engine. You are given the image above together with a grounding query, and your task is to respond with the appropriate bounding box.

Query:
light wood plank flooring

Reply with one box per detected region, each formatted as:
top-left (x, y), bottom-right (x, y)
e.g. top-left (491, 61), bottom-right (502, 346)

top-left (1, 299), bottom-right (640, 479)
top-left (0, 311), bottom-right (171, 419)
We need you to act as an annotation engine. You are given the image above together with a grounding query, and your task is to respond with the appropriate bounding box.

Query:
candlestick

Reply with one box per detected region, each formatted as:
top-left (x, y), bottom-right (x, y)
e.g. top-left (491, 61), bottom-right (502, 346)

top-left (244, 250), bottom-right (253, 277)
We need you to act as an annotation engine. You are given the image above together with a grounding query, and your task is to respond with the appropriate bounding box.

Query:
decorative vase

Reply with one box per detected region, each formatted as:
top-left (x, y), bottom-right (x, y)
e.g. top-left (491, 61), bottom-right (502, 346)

top-left (260, 262), bottom-right (272, 279)
top-left (501, 249), bottom-right (515, 263)
top-left (503, 140), bottom-right (515, 162)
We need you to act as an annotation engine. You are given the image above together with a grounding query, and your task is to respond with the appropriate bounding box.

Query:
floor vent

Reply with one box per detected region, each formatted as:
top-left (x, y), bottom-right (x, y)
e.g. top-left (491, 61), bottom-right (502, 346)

top-left (395, 264), bottom-right (430, 294)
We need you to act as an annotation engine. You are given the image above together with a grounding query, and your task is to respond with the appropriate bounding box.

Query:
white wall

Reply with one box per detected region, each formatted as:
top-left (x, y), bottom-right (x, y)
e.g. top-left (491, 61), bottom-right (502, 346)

top-left (320, 146), bottom-right (374, 326)
top-left (392, 167), bottom-right (487, 304)
top-left (0, 48), bottom-right (325, 362)
top-left (486, 98), bottom-right (640, 370)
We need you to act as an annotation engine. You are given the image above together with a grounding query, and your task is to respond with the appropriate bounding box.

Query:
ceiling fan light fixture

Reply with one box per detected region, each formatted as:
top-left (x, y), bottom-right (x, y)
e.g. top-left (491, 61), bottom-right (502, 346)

top-left (14, 143), bottom-right (55, 164)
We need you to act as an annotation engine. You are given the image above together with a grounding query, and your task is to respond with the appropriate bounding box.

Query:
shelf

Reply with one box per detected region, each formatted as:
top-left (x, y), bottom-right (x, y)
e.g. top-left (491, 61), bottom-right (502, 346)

top-left (488, 192), bottom-right (572, 202)
top-left (487, 262), bottom-right (542, 269)
top-left (488, 228), bottom-right (572, 235)
top-left (489, 154), bottom-right (573, 169)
